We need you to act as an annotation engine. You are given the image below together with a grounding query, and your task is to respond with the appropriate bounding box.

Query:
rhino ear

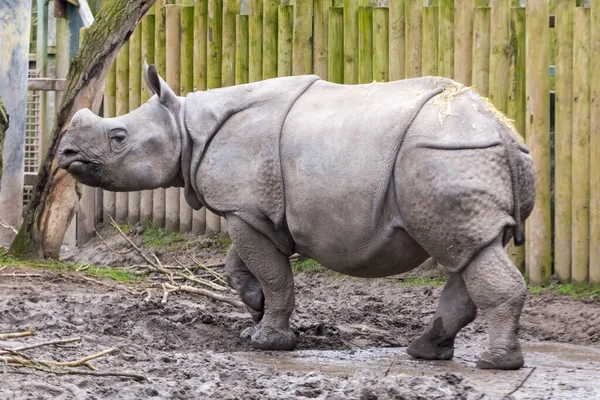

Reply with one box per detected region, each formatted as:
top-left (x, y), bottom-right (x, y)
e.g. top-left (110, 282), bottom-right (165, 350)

top-left (143, 61), bottom-right (178, 108)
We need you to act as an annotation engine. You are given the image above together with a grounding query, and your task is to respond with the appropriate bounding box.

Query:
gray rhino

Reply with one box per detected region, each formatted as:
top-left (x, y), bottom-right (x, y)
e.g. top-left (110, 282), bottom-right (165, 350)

top-left (58, 63), bottom-right (536, 370)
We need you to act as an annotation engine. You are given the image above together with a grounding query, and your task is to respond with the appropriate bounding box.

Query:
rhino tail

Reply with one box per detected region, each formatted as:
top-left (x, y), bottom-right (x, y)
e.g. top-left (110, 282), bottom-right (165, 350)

top-left (495, 119), bottom-right (526, 246)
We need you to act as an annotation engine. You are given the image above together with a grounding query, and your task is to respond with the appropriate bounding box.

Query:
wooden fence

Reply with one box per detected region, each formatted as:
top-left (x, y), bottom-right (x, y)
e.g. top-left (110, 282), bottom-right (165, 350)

top-left (74, 0), bottom-right (599, 285)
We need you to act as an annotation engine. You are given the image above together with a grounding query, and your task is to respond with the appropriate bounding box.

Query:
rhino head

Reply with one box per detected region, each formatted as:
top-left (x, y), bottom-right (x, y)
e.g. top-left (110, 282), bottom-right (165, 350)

top-left (58, 63), bottom-right (184, 192)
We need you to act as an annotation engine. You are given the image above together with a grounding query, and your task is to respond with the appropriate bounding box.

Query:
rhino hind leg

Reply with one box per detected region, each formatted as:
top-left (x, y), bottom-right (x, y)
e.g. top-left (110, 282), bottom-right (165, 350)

top-left (227, 214), bottom-right (297, 351)
top-left (460, 237), bottom-right (526, 370)
top-left (407, 273), bottom-right (477, 361)
top-left (225, 244), bottom-right (264, 324)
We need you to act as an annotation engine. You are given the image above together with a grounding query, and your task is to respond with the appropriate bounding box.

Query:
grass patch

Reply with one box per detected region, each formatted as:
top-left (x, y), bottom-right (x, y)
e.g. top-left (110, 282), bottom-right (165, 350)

top-left (0, 247), bottom-right (141, 283)
top-left (527, 281), bottom-right (600, 300)
top-left (141, 222), bottom-right (185, 250)
top-left (396, 276), bottom-right (447, 287)
top-left (292, 258), bottom-right (328, 273)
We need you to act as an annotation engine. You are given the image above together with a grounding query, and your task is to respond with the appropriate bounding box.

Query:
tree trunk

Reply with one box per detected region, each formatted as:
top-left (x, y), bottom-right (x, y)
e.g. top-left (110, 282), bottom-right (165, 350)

top-left (0, 96), bottom-right (8, 187)
top-left (10, 0), bottom-right (156, 259)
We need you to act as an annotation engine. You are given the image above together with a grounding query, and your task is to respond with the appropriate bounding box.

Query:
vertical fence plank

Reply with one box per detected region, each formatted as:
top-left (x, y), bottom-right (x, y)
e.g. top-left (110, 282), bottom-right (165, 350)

top-left (358, 7), bottom-right (373, 83)
top-left (489, 0), bottom-right (510, 112)
top-left (102, 64), bottom-right (117, 222)
top-left (115, 45), bottom-right (130, 224)
top-left (591, 0), bottom-right (600, 284)
top-left (263, 0), bottom-right (279, 79)
top-left (373, 7), bottom-right (389, 82)
top-left (249, 0), bottom-right (263, 81)
top-left (314, 0), bottom-right (330, 79)
top-left (344, 0), bottom-right (359, 83)
top-left (128, 24), bottom-right (142, 225)
top-left (571, 7), bottom-right (590, 283)
top-left (153, 0), bottom-right (167, 228)
top-left (223, 0), bottom-right (239, 87)
top-left (278, 5), bottom-right (293, 77)
top-left (328, 7), bottom-right (344, 83)
top-left (422, 6), bottom-right (439, 77)
top-left (472, 7), bottom-right (490, 97)
top-left (236, 14), bottom-right (250, 84)
top-left (179, 5), bottom-right (195, 233)
top-left (526, 0), bottom-right (552, 284)
top-left (140, 12), bottom-right (155, 224)
top-left (293, 0), bottom-right (313, 75)
top-left (206, 0), bottom-right (222, 235)
top-left (165, 4), bottom-right (182, 232)
top-left (554, 0), bottom-right (574, 281)
top-left (454, 0), bottom-right (473, 85)
top-left (506, 5), bottom-right (526, 272)
top-left (192, 0), bottom-right (208, 234)
top-left (389, 0), bottom-right (405, 81)
top-left (438, 0), bottom-right (454, 78)
top-left (405, 0), bottom-right (423, 78)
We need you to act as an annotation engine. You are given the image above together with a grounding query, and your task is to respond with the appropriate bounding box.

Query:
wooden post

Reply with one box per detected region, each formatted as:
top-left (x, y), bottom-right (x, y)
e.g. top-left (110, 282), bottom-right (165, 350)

top-left (472, 7), bottom-right (490, 97)
top-left (293, 0), bottom-right (313, 75)
top-left (489, 0), bottom-right (510, 113)
top-left (278, 5), bottom-right (293, 77)
top-left (263, 0), bottom-right (279, 79)
top-left (180, 5), bottom-right (195, 233)
top-left (526, 0), bottom-right (552, 285)
top-left (571, 7), bottom-right (591, 283)
top-left (153, 0), bottom-right (167, 228)
top-left (236, 14), bottom-right (249, 83)
top-left (389, 0), bottom-right (405, 81)
top-left (103, 63), bottom-right (117, 221)
top-left (358, 7), bottom-right (373, 84)
top-left (128, 23), bottom-right (142, 225)
top-left (223, 0), bottom-right (239, 87)
top-left (76, 27), bottom-right (95, 246)
top-left (554, 0), bottom-right (574, 282)
top-left (373, 7), bottom-right (389, 82)
top-left (314, 0), bottom-right (330, 79)
top-left (344, 0), bottom-right (359, 83)
top-left (421, 6), bottom-right (439, 77)
top-left (506, 5), bottom-right (526, 272)
top-left (140, 11), bottom-right (155, 224)
top-left (328, 7), bottom-right (344, 83)
top-left (590, 0), bottom-right (600, 284)
top-left (249, 0), bottom-right (263, 82)
top-left (192, 0), bottom-right (208, 234)
top-left (438, 0), bottom-right (454, 79)
top-left (405, 0), bottom-right (423, 78)
top-left (206, 0), bottom-right (222, 235)
top-left (165, 4), bottom-right (183, 232)
top-left (114, 45), bottom-right (130, 224)
top-left (453, 0), bottom-right (473, 85)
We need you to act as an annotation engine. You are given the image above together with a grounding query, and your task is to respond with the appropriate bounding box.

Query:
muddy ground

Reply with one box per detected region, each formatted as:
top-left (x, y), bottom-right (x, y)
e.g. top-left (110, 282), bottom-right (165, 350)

top-left (1, 232), bottom-right (599, 399)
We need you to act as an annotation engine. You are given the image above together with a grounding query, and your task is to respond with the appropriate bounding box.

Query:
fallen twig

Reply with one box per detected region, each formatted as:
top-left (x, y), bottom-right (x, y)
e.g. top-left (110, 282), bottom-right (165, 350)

top-left (8, 337), bottom-right (81, 352)
top-left (0, 273), bottom-right (43, 277)
top-left (0, 331), bottom-right (35, 340)
top-left (3, 366), bottom-right (147, 381)
top-left (94, 227), bottom-right (136, 255)
top-left (164, 283), bottom-right (243, 308)
top-left (184, 246), bottom-right (229, 286)
top-left (0, 266), bottom-right (7, 272)
top-left (506, 367), bottom-right (537, 396)
top-left (0, 347), bottom-right (119, 371)
top-left (0, 218), bottom-right (18, 234)
top-left (45, 348), bottom-right (119, 368)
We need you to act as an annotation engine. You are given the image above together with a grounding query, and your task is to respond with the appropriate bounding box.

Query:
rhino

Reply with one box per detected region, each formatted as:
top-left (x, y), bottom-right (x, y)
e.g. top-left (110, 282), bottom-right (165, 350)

top-left (58, 63), bottom-right (536, 370)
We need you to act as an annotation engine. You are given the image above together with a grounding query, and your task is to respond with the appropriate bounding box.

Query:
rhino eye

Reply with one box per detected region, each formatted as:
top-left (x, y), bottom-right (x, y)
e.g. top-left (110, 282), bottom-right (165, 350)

top-left (109, 129), bottom-right (127, 150)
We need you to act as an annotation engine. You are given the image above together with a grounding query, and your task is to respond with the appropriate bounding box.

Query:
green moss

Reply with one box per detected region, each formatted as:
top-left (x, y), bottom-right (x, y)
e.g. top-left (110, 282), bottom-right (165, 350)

top-left (396, 276), bottom-right (448, 287)
top-left (527, 281), bottom-right (600, 300)
top-left (0, 248), bottom-right (141, 282)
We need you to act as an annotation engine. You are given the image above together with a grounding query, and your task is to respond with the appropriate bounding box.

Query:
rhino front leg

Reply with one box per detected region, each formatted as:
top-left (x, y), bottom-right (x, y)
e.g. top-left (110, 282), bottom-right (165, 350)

top-left (227, 214), bottom-right (297, 350)
top-left (225, 244), bottom-right (264, 323)
top-left (407, 273), bottom-right (477, 360)
top-left (461, 238), bottom-right (526, 370)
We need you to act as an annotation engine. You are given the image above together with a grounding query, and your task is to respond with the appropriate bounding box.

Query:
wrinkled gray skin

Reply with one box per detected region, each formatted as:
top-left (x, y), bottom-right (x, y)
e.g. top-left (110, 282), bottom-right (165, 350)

top-left (58, 64), bottom-right (536, 370)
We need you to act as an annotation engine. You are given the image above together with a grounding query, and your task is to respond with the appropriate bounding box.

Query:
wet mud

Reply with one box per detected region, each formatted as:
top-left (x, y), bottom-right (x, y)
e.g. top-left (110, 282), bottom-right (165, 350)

top-left (1, 244), bottom-right (599, 399)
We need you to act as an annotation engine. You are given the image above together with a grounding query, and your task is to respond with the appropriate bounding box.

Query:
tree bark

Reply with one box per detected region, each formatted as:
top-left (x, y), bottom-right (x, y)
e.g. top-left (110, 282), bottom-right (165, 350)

top-left (0, 96), bottom-right (8, 186)
top-left (10, 0), bottom-right (157, 259)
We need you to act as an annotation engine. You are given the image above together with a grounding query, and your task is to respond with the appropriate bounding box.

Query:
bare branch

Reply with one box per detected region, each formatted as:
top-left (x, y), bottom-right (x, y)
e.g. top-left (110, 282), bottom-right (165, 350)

top-left (0, 331), bottom-right (35, 340)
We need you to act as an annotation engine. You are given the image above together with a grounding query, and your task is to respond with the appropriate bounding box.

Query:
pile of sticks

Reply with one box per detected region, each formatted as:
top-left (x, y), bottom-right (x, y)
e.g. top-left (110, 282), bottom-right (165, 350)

top-left (0, 331), bottom-right (146, 381)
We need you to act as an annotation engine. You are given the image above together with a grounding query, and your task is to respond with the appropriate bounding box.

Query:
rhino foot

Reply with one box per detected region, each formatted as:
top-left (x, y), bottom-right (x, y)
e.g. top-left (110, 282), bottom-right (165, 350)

top-left (243, 325), bottom-right (297, 351)
top-left (406, 334), bottom-right (455, 361)
top-left (476, 346), bottom-right (524, 370)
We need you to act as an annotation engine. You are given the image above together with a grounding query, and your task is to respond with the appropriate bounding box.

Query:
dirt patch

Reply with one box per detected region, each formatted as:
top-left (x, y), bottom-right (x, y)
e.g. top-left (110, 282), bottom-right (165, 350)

top-left (1, 233), bottom-right (599, 399)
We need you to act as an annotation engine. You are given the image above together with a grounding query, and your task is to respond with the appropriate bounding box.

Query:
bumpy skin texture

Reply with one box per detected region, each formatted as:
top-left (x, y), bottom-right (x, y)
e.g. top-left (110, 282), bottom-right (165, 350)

top-left (57, 65), bottom-right (536, 369)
